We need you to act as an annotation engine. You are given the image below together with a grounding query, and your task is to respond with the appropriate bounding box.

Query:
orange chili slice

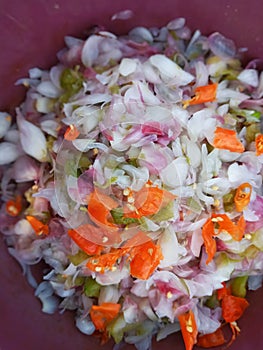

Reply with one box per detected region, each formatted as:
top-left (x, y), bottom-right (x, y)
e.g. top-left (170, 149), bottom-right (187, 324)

top-left (86, 248), bottom-right (126, 273)
top-left (183, 83), bottom-right (218, 107)
top-left (129, 241), bottom-right (163, 280)
top-left (221, 294), bottom-right (249, 346)
top-left (68, 229), bottom-right (102, 255)
top-left (221, 295), bottom-right (249, 323)
top-left (202, 214), bottom-right (246, 264)
top-left (87, 190), bottom-right (119, 228)
top-left (64, 124), bottom-right (80, 141)
top-left (124, 186), bottom-right (176, 219)
top-left (234, 183), bottom-right (252, 212)
top-left (202, 218), bottom-right (217, 265)
top-left (197, 328), bottom-right (226, 348)
top-left (213, 127), bottom-right (245, 153)
top-left (5, 195), bottom-right (22, 217)
top-left (217, 282), bottom-right (231, 301)
top-left (178, 310), bottom-right (198, 350)
top-left (90, 303), bottom-right (121, 331)
top-left (26, 215), bottom-right (49, 235)
top-left (255, 134), bottom-right (263, 156)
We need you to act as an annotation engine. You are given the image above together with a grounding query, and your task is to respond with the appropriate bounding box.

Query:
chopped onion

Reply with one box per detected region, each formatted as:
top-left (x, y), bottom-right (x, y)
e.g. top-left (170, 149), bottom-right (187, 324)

top-left (76, 316), bottom-right (95, 335)
top-left (111, 9), bottom-right (134, 21)
top-left (208, 32), bottom-right (236, 58)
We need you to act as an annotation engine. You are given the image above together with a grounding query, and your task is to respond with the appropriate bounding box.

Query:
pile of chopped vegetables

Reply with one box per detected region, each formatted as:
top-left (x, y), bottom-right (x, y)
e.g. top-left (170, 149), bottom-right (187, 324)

top-left (1, 15), bottom-right (263, 350)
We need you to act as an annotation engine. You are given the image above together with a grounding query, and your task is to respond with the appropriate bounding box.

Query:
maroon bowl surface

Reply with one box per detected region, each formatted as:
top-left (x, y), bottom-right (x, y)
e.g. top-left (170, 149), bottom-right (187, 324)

top-left (0, 1), bottom-right (263, 350)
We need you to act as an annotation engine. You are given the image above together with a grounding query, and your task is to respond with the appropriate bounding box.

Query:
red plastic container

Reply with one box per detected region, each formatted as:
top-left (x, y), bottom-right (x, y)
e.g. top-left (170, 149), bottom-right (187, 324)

top-left (0, 1), bottom-right (262, 350)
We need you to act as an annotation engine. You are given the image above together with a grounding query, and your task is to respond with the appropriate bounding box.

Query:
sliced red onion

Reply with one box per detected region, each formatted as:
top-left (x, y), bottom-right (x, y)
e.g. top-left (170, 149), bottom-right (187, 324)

top-left (208, 32), bottom-right (236, 58)
top-left (111, 9), bottom-right (134, 21)
top-left (0, 142), bottom-right (21, 165)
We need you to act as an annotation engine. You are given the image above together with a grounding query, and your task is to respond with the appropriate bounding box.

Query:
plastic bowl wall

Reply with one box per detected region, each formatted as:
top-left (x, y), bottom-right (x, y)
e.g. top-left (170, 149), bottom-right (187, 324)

top-left (0, 1), bottom-right (262, 350)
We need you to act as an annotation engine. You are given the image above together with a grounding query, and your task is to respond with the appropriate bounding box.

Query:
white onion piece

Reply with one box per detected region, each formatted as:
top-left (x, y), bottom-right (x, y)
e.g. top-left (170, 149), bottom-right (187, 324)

top-left (72, 139), bottom-right (108, 152)
top-left (50, 281), bottom-right (75, 297)
top-left (64, 36), bottom-right (84, 48)
top-left (35, 281), bottom-right (53, 298)
top-left (139, 299), bottom-right (158, 321)
top-left (149, 54), bottom-right (194, 86)
top-left (76, 316), bottom-right (95, 335)
top-left (4, 129), bottom-right (20, 143)
top-left (40, 295), bottom-right (60, 314)
top-left (98, 285), bottom-right (120, 304)
top-left (156, 322), bottom-right (180, 341)
top-left (13, 155), bottom-right (39, 182)
top-left (167, 17), bottom-right (186, 30)
top-left (0, 142), bottom-right (20, 165)
top-left (160, 157), bottom-right (188, 188)
top-left (111, 9), bottom-right (134, 21)
top-left (237, 69), bottom-right (259, 87)
top-left (16, 108), bottom-right (48, 162)
top-left (28, 67), bottom-right (43, 79)
top-left (40, 119), bottom-right (59, 137)
top-left (81, 35), bottom-right (102, 67)
top-left (36, 80), bottom-right (61, 98)
top-left (119, 58), bottom-right (137, 76)
top-left (208, 32), bottom-right (236, 58)
top-left (129, 27), bottom-right (153, 43)
top-left (0, 112), bottom-right (12, 138)
top-left (248, 275), bottom-right (263, 290)
top-left (36, 97), bottom-right (54, 113)
top-left (14, 219), bottom-right (34, 235)
top-left (158, 226), bottom-right (187, 268)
